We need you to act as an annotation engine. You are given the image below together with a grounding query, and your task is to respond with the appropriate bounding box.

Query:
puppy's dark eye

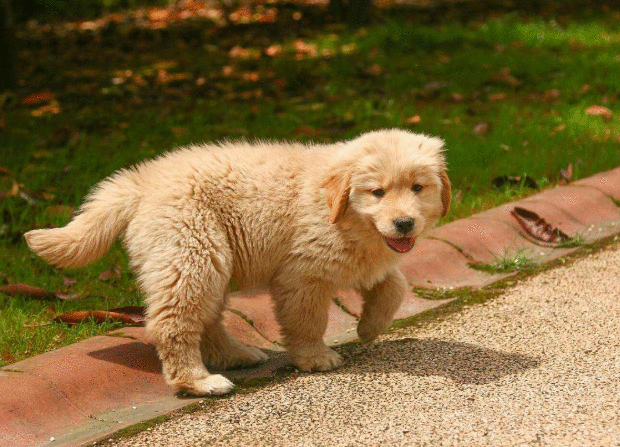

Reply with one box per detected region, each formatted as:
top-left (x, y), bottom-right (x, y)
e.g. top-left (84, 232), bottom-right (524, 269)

top-left (412, 184), bottom-right (424, 193)
top-left (371, 188), bottom-right (385, 198)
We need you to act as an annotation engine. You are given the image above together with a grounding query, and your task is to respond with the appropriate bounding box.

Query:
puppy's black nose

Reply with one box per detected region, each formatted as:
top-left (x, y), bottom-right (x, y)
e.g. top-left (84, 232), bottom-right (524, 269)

top-left (393, 216), bottom-right (415, 234)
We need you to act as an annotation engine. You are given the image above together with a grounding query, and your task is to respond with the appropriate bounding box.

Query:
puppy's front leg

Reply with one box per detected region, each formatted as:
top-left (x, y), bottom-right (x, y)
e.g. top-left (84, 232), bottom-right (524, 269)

top-left (271, 278), bottom-right (343, 372)
top-left (357, 268), bottom-right (407, 343)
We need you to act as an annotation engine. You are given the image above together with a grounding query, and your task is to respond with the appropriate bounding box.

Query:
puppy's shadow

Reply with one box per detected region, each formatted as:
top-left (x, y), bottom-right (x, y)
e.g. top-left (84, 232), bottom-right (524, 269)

top-left (87, 340), bottom-right (286, 376)
top-left (88, 341), bottom-right (162, 374)
top-left (87, 337), bottom-right (540, 387)
top-left (340, 337), bottom-right (540, 385)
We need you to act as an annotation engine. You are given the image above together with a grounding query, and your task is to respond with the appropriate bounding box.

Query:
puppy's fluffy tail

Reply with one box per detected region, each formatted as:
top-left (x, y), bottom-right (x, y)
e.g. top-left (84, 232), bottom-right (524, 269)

top-left (25, 169), bottom-right (141, 269)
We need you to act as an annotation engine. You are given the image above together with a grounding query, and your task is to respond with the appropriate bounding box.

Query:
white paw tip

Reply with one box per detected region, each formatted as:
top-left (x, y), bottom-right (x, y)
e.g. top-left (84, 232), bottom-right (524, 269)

top-left (187, 374), bottom-right (235, 396)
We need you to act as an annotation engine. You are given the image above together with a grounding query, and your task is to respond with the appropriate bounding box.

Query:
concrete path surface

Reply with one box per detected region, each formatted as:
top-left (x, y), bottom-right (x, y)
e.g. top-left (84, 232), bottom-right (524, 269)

top-left (103, 241), bottom-right (620, 447)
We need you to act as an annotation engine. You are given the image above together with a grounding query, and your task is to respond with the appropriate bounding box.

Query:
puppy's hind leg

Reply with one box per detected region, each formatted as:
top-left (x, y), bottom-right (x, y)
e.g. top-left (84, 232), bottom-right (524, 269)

top-left (200, 317), bottom-right (269, 371)
top-left (357, 268), bottom-right (407, 343)
top-left (143, 233), bottom-right (236, 396)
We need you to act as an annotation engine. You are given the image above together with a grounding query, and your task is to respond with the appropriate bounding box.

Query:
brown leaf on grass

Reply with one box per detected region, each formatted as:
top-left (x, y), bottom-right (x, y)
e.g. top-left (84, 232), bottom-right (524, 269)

top-left (365, 64), bottom-right (382, 77)
top-left (569, 39), bottom-right (587, 50)
top-left (155, 70), bottom-right (192, 86)
top-left (1, 182), bottom-right (37, 204)
top-left (98, 268), bottom-right (121, 282)
top-left (542, 89), bottom-right (560, 102)
top-left (229, 46), bottom-right (260, 60)
top-left (294, 125), bottom-right (322, 138)
top-left (31, 101), bottom-right (61, 117)
top-left (493, 67), bottom-right (520, 87)
top-left (560, 163), bottom-right (573, 184)
top-left (294, 39), bottom-right (318, 58)
top-left (585, 105), bottom-right (613, 121)
top-left (0, 283), bottom-right (56, 300)
top-left (473, 122), bottom-right (489, 136)
top-left (264, 44), bottom-right (282, 57)
top-left (511, 207), bottom-right (569, 244)
top-left (451, 93), bottom-right (464, 102)
top-left (0, 283), bottom-right (83, 300)
top-left (53, 306), bottom-right (145, 326)
top-left (22, 92), bottom-right (56, 105)
top-left (242, 72), bottom-right (260, 82)
top-left (54, 292), bottom-right (83, 300)
top-left (488, 92), bottom-right (506, 102)
top-left (407, 115), bottom-right (421, 124)
top-left (552, 123), bottom-right (566, 133)
top-left (62, 277), bottom-right (77, 288)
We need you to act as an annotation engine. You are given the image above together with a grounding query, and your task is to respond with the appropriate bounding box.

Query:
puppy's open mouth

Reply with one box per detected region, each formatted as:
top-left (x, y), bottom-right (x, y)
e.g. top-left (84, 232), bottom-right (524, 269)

top-left (385, 236), bottom-right (416, 253)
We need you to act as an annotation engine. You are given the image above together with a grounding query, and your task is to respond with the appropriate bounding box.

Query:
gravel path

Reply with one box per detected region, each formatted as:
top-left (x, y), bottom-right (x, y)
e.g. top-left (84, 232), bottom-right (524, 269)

top-left (106, 243), bottom-right (620, 447)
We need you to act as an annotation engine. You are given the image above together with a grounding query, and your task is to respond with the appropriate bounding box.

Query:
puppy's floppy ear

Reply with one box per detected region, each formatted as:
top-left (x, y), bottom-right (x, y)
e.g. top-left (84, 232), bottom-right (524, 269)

top-left (439, 170), bottom-right (452, 217)
top-left (322, 171), bottom-right (352, 224)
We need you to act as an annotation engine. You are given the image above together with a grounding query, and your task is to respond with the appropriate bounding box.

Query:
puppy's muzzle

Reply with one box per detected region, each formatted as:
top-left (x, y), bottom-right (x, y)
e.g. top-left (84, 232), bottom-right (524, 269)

top-left (385, 216), bottom-right (416, 253)
top-left (393, 216), bottom-right (415, 235)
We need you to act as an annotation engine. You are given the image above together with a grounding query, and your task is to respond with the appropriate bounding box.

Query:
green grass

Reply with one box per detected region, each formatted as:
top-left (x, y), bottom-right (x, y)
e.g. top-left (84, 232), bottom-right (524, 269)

top-left (1, 3), bottom-right (620, 366)
top-left (557, 233), bottom-right (587, 248)
top-left (471, 251), bottom-right (540, 274)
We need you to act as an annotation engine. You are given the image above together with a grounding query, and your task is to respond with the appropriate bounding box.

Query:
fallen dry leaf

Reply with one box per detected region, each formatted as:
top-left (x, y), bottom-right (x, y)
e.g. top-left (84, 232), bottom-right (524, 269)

top-left (0, 283), bottom-right (82, 300)
top-left (553, 123), bottom-right (566, 133)
top-left (264, 44), bottom-right (282, 57)
top-left (294, 125), bottom-right (322, 138)
top-left (294, 39), bottom-right (318, 58)
top-left (542, 89), bottom-right (561, 102)
top-left (365, 64), bottom-right (382, 76)
top-left (511, 207), bottom-right (569, 244)
top-left (451, 93), bottom-right (464, 102)
top-left (22, 92), bottom-right (56, 105)
top-left (63, 277), bottom-right (77, 288)
top-left (473, 122), bottom-right (489, 136)
top-left (31, 100), bottom-right (61, 117)
top-left (242, 72), bottom-right (260, 82)
top-left (560, 163), bottom-right (574, 184)
top-left (493, 67), bottom-right (520, 87)
top-left (0, 283), bottom-right (56, 300)
top-left (407, 115), bottom-right (421, 124)
top-left (229, 46), bottom-right (260, 60)
top-left (98, 268), bottom-right (121, 282)
top-left (53, 306), bottom-right (145, 326)
top-left (585, 105), bottom-right (613, 121)
top-left (4, 183), bottom-right (37, 204)
top-left (488, 92), bottom-right (507, 102)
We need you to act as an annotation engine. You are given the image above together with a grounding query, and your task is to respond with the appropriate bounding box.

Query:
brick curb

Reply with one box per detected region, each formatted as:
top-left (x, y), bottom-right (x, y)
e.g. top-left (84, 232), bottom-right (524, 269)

top-left (2, 167), bottom-right (619, 447)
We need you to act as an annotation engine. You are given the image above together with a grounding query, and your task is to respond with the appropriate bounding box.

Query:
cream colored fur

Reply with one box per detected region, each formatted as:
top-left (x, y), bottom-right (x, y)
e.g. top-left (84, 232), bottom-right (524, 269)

top-left (25, 129), bottom-right (451, 396)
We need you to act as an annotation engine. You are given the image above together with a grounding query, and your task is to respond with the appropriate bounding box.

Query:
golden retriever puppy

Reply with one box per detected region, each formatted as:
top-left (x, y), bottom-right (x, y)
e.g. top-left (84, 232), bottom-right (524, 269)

top-left (25, 129), bottom-right (451, 396)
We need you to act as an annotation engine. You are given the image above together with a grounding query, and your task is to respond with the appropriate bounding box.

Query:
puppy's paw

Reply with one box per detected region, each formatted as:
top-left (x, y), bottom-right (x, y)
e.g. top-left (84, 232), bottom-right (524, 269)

top-left (247, 346), bottom-right (270, 363)
top-left (293, 347), bottom-right (343, 372)
top-left (179, 374), bottom-right (235, 396)
top-left (204, 344), bottom-right (269, 370)
top-left (231, 346), bottom-right (269, 368)
top-left (357, 316), bottom-right (390, 343)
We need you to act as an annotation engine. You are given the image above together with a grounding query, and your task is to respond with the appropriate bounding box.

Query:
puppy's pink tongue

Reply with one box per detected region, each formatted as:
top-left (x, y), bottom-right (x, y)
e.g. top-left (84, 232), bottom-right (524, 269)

top-left (385, 236), bottom-right (415, 253)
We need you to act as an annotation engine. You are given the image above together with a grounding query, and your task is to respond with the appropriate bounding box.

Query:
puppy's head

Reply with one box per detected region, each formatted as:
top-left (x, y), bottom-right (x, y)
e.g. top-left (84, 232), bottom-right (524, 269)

top-left (323, 129), bottom-right (451, 254)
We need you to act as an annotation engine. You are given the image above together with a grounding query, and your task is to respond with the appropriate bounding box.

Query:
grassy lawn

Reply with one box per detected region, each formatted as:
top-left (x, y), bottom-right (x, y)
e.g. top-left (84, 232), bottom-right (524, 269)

top-left (1, 1), bottom-right (620, 366)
